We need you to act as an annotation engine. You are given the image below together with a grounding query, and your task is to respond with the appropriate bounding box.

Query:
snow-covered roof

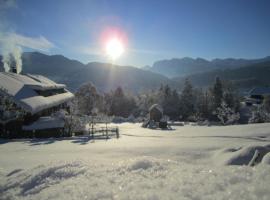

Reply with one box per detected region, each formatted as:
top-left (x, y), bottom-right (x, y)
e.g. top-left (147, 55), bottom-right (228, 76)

top-left (22, 116), bottom-right (65, 131)
top-left (249, 87), bottom-right (270, 96)
top-left (149, 104), bottom-right (163, 113)
top-left (0, 72), bottom-right (74, 114)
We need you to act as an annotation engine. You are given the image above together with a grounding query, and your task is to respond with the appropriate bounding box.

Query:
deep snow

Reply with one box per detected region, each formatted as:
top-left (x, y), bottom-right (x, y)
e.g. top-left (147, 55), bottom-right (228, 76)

top-left (1, 123), bottom-right (270, 200)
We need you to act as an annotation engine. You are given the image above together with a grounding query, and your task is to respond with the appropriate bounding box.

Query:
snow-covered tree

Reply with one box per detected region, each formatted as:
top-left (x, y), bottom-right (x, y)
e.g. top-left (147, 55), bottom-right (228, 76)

top-left (263, 95), bottom-right (270, 113)
top-left (215, 101), bottom-right (240, 125)
top-left (223, 82), bottom-right (240, 112)
top-left (109, 87), bottom-right (137, 117)
top-left (61, 99), bottom-right (85, 136)
top-left (75, 82), bottom-right (102, 115)
top-left (155, 84), bottom-right (180, 120)
top-left (179, 79), bottom-right (195, 120)
top-left (194, 89), bottom-right (211, 120)
top-left (0, 88), bottom-right (25, 123)
top-left (249, 106), bottom-right (270, 124)
top-left (211, 76), bottom-right (223, 110)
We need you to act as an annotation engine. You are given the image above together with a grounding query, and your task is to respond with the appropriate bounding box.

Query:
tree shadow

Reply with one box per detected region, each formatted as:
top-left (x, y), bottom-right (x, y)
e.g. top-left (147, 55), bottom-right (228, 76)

top-left (71, 136), bottom-right (93, 145)
top-left (26, 138), bottom-right (56, 146)
top-left (121, 133), bottom-right (165, 138)
top-left (184, 135), bottom-right (270, 142)
top-left (0, 133), bottom-right (119, 146)
top-left (72, 137), bottom-right (109, 145)
top-left (0, 139), bottom-right (10, 144)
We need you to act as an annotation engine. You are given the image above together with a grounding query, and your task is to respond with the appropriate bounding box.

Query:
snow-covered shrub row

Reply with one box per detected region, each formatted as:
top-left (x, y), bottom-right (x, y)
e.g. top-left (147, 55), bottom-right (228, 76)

top-left (1, 157), bottom-right (270, 200)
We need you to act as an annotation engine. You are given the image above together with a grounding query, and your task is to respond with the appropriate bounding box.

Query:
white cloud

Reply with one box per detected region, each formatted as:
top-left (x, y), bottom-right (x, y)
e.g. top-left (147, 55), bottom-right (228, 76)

top-left (1, 32), bottom-right (55, 51)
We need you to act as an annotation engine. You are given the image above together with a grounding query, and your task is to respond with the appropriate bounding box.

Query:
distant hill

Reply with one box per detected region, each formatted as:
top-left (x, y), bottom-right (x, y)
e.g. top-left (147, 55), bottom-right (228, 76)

top-left (173, 61), bottom-right (270, 90)
top-left (2, 52), bottom-right (270, 93)
top-left (0, 52), bottom-right (175, 92)
top-left (146, 56), bottom-right (270, 78)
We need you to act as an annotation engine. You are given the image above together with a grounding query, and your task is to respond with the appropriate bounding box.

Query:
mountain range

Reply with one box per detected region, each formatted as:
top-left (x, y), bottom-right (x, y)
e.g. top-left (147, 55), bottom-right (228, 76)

top-left (146, 56), bottom-right (270, 78)
top-left (1, 52), bottom-right (270, 93)
top-left (0, 52), bottom-right (174, 92)
top-left (173, 60), bottom-right (270, 90)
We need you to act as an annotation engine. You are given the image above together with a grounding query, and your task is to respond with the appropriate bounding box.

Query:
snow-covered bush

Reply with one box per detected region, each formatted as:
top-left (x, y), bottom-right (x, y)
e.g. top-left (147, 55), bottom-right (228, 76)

top-left (59, 100), bottom-right (86, 136)
top-left (263, 95), bottom-right (270, 113)
top-left (0, 88), bottom-right (25, 122)
top-left (248, 106), bottom-right (270, 124)
top-left (215, 101), bottom-right (240, 125)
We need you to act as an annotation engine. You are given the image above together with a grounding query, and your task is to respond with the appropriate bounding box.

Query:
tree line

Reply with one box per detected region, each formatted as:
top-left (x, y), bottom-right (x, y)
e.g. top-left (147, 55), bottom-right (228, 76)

top-left (73, 77), bottom-right (246, 124)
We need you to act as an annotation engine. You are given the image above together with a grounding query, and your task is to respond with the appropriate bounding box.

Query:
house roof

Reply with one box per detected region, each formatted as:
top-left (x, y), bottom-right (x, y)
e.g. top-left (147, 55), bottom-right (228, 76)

top-left (0, 72), bottom-right (74, 114)
top-left (249, 87), bottom-right (270, 96)
top-left (149, 104), bottom-right (163, 113)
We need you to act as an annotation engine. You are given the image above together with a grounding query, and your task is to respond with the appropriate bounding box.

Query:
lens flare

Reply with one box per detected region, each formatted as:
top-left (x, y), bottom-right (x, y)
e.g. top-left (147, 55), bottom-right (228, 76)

top-left (100, 27), bottom-right (128, 61)
top-left (106, 38), bottom-right (124, 60)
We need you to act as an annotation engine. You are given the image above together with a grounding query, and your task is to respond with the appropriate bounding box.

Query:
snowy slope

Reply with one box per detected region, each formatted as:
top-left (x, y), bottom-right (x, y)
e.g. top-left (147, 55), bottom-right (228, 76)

top-left (1, 123), bottom-right (270, 199)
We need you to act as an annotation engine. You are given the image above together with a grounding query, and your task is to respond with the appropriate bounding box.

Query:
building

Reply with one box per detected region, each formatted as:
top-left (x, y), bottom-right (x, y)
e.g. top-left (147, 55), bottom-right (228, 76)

top-left (0, 72), bottom-right (74, 138)
top-left (245, 87), bottom-right (270, 106)
top-left (149, 104), bottom-right (163, 122)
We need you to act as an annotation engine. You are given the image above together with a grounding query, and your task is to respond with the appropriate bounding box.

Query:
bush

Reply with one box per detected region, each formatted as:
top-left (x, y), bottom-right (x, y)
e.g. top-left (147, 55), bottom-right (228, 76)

top-left (248, 106), bottom-right (270, 124)
top-left (215, 102), bottom-right (240, 125)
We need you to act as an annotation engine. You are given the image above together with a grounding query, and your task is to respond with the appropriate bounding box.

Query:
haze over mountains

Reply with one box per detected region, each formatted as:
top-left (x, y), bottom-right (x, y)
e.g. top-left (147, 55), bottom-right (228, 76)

top-left (146, 56), bottom-right (270, 78)
top-left (173, 60), bottom-right (270, 89)
top-left (1, 52), bottom-right (270, 93)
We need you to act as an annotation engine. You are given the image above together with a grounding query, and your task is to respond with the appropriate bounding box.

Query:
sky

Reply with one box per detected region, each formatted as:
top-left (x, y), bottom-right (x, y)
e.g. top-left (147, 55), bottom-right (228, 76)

top-left (0, 0), bottom-right (270, 67)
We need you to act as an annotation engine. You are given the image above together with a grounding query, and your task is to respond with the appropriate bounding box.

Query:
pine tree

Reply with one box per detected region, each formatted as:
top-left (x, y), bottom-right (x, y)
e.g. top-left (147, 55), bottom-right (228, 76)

top-left (223, 81), bottom-right (240, 111)
top-left (110, 87), bottom-right (137, 117)
top-left (212, 76), bottom-right (223, 110)
top-left (194, 89), bottom-right (211, 120)
top-left (179, 79), bottom-right (195, 120)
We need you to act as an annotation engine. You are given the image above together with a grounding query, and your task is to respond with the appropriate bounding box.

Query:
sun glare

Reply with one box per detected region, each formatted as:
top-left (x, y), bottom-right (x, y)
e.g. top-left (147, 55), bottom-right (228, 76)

top-left (105, 38), bottom-right (124, 60)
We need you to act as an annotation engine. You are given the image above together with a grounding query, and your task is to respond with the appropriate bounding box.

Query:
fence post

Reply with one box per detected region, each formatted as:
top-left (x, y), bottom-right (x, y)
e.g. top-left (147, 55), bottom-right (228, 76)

top-left (116, 127), bottom-right (119, 139)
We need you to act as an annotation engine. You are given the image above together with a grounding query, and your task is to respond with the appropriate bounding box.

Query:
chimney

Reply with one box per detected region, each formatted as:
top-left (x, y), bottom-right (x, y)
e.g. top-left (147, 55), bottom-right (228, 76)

top-left (11, 65), bottom-right (17, 74)
top-left (9, 54), bottom-right (17, 74)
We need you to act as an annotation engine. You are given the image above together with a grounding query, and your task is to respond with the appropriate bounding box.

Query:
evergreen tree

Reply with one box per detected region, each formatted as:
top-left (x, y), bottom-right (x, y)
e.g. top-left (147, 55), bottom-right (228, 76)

top-left (223, 82), bottom-right (240, 112)
top-left (179, 79), bottom-right (195, 120)
top-left (110, 87), bottom-right (137, 117)
top-left (161, 86), bottom-right (180, 120)
top-left (194, 89), bottom-right (211, 120)
top-left (212, 76), bottom-right (223, 110)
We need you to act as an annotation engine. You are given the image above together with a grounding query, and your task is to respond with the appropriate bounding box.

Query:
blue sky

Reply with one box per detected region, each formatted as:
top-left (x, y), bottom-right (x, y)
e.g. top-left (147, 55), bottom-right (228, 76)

top-left (1, 0), bottom-right (270, 67)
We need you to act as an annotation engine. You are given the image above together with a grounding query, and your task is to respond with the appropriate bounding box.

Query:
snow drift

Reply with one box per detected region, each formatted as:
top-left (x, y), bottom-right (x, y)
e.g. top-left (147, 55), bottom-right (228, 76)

top-left (1, 157), bottom-right (270, 200)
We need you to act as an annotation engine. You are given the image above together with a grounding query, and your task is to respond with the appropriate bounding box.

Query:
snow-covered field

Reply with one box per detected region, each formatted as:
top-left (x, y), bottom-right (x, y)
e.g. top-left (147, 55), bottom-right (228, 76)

top-left (1, 123), bottom-right (270, 200)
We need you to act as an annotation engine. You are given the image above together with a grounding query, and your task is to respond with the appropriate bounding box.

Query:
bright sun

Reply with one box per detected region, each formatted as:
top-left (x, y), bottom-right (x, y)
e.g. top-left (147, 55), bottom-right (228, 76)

top-left (105, 38), bottom-right (124, 60)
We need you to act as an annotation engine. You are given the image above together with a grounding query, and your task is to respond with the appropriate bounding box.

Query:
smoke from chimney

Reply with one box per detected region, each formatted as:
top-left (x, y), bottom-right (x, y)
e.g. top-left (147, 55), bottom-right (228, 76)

top-left (1, 45), bottom-right (22, 74)
top-left (1, 33), bottom-right (54, 74)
